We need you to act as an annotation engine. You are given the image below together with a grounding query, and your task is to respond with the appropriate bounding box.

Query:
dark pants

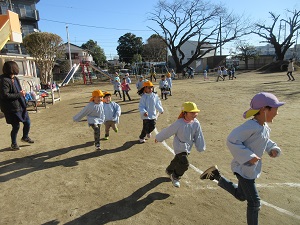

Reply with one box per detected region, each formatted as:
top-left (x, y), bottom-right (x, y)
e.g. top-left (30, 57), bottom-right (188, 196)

top-left (166, 152), bottom-right (189, 179)
top-left (218, 173), bottom-right (261, 225)
top-left (11, 119), bottom-right (31, 145)
top-left (287, 71), bottom-right (295, 80)
top-left (90, 124), bottom-right (101, 146)
top-left (122, 90), bottom-right (131, 101)
top-left (114, 90), bottom-right (122, 98)
top-left (139, 119), bottom-right (156, 139)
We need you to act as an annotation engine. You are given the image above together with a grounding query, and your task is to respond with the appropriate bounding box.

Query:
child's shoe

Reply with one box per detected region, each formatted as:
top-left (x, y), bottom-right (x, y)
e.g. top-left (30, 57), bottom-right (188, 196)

top-left (200, 165), bottom-right (221, 181)
top-left (95, 144), bottom-right (101, 150)
top-left (104, 136), bottom-right (109, 140)
top-left (139, 138), bottom-right (146, 143)
top-left (21, 137), bottom-right (34, 143)
top-left (146, 133), bottom-right (151, 138)
top-left (170, 173), bottom-right (180, 188)
top-left (115, 128), bottom-right (118, 133)
top-left (11, 143), bottom-right (20, 150)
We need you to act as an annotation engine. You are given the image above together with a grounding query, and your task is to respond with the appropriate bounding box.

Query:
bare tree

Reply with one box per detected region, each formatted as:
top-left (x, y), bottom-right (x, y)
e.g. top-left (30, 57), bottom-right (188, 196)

top-left (148, 0), bottom-right (251, 73)
top-left (23, 32), bottom-right (64, 85)
top-left (253, 9), bottom-right (300, 61)
top-left (142, 34), bottom-right (167, 62)
top-left (232, 41), bottom-right (259, 69)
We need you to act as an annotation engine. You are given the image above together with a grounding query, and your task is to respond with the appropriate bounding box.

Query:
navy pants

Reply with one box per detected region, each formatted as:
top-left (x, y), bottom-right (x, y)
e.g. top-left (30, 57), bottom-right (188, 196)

top-left (218, 173), bottom-right (261, 225)
top-left (11, 119), bottom-right (31, 145)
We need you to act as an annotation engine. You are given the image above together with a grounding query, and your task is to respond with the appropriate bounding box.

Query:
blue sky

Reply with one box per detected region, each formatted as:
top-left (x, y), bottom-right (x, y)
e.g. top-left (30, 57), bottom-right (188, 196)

top-left (36, 0), bottom-right (299, 60)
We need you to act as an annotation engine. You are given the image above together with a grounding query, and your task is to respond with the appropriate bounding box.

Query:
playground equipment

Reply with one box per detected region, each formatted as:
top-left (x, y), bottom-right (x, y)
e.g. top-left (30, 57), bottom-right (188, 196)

top-left (0, 10), bottom-right (22, 50)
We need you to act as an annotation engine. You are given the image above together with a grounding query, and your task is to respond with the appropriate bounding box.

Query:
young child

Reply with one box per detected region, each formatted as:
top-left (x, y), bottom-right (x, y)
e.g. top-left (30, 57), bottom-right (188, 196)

top-left (125, 73), bottom-right (131, 84)
top-left (121, 77), bottom-right (132, 101)
top-left (102, 92), bottom-right (121, 140)
top-left (73, 90), bottom-right (105, 150)
top-left (166, 72), bottom-right (173, 96)
top-left (155, 102), bottom-right (206, 188)
top-left (111, 77), bottom-right (122, 99)
top-left (287, 58), bottom-right (295, 81)
top-left (203, 70), bottom-right (208, 80)
top-left (138, 80), bottom-right (164, 143)
top-left (158, 75), bottom-right (170, 100)
top-left (200, 92), bottom-right (285, 225)
top-left (136, 75), bottom-right (146, 94)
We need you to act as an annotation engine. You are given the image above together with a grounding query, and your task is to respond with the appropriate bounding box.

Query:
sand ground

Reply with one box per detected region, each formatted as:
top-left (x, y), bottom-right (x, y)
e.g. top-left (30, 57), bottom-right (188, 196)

top-left (0, 71), bottom-right (299, 225)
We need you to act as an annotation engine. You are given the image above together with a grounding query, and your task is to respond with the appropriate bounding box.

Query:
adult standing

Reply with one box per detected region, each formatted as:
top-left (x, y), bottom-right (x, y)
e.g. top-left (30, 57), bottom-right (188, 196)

top-left (287, 58), bottom-right (295, 81)
top-left (0, 61), bottom-right (34, 150)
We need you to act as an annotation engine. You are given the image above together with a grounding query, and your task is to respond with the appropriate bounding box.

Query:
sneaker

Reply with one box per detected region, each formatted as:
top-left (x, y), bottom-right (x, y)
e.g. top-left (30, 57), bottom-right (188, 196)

top-left (146, 133), bottom-right (151, 138)
top-left (104, 136), bottom-right (109, 140)
top-left (139, 138), bottom-right (146, 143)
top-left (21, 137), bottom-right (34, 143)
top-left (170, 173), bottom-right (180, 188)
top-left (115, 128), bottom-right (118, 133)
top-left (95, 144), bottom-right (101, 150)
top-left (11, 143), bottom-right (20, 150)
top-left (200, 165), bottom-right (220, 181)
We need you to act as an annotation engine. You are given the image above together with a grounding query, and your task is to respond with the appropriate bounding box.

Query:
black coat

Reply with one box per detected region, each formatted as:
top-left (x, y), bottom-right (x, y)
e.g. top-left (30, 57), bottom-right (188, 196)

top-left (0, 74), bottom-right (26, 114)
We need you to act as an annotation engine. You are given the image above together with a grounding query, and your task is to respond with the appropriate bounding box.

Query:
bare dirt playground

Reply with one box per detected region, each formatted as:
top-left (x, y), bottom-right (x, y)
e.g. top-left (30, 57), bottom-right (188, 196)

top-left (0, 71), bottom-right (299, 225)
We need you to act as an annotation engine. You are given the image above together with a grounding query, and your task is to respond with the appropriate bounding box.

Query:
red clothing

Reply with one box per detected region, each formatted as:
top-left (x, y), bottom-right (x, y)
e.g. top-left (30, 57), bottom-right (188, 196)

top-left (121, 81), bottom-right (131, 91)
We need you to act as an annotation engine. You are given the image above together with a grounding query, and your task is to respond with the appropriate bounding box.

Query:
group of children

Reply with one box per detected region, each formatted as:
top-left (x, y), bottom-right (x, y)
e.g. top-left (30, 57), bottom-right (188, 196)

top-left (73, 72), bottom-right (285, 225)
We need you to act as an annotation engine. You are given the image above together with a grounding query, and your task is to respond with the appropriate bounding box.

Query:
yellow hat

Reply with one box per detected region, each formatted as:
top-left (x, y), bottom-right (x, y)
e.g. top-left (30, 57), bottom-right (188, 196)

top-left (182, 102), bottom-right (200, 112)
top-left (103, 91), bottom-right (111, 97)
top-left (143, 80), bottom-right (154, 87)
top-left (89, 90), bottom-right (104, 101)
top-left (178, 102), bottom-right (200, 118)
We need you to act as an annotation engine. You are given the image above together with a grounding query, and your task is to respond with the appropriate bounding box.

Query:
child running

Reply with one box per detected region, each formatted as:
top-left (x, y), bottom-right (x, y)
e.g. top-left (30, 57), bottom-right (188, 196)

top-left (138, 81), bottom-right (164, 143)
top-left (158, 75), bottom-right (170, 100)
top-left (200, 92), bottom-right (285, 225)
top-left (155, 102), bottom-right (206, 188)
top-left (102, 92), bottom-right (121, 140)
top-left (73, 90), bottom-right (105, 150)
top-left (121, 77), bottom-right (132, 101)
top-left (111, 77), bottom-right (122, 99)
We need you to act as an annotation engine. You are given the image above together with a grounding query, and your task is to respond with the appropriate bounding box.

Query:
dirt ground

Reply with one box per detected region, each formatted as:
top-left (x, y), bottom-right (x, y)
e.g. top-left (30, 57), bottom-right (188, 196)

top-left (0, 71), bottom-right (299, 225)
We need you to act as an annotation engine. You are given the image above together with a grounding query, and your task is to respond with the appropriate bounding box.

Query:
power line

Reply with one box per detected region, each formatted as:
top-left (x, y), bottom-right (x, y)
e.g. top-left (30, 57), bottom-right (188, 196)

top-left (40, 18), bottom-right (152, 32)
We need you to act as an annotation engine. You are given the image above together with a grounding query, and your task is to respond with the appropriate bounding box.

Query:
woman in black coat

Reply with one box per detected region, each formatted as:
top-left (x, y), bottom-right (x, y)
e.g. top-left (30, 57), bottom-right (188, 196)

top-left (0, 61), bottom-right (34, 150)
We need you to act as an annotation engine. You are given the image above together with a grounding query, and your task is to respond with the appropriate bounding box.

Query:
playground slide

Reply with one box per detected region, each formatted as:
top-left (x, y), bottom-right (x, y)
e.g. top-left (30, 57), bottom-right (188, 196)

top-left (0, 17), bottom-right (11, 50)
top-left (0, 10), bottom-right (22, 50)
top-left (60, 64), bottom-right (80, 87)
top-left (89, 64), bottom-right (113, 79)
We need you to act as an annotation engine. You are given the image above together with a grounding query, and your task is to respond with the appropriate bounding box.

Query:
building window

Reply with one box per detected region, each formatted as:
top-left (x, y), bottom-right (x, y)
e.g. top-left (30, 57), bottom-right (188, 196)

top-left (22, 24), bottom-right (34, 37)
top-left (18, 4), bottom-right (34, 18)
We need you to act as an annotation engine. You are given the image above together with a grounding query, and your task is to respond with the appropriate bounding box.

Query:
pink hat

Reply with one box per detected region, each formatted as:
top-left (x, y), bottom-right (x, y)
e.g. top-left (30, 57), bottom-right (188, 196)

top-left (243, 92), bottom-right (285, 119)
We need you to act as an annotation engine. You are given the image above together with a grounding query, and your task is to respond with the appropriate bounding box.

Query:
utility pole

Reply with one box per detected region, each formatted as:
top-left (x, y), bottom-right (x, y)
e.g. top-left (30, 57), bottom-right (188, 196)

top-left (66, 25), bottom-right (74, 83)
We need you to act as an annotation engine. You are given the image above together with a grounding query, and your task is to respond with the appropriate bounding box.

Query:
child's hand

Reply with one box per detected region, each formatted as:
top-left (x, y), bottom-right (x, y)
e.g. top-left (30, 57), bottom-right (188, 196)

top-left (155, 139), bottom-right (158, 143)
top-left (269, 149), bottom-right (278, 158)
top-left (144, 112), bottom-right (148, 117)
top-left (248, 156), bottom-right (261, 165)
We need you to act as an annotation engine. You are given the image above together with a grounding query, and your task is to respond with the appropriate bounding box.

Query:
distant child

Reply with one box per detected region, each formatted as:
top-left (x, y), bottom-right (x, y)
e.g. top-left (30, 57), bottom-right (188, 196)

top-left (102, 92), bottom-right (121, 140)
top-left (158, 75), bottom-right (170, 100)
top-left (121, 77), bottom-right (132, 101)
top-left (203, 70), bottom-right (208, 80)
top-left (287, 58), bottom-right (295, 81)
top-left (171, 69), bottom-right (176, 80)
top-left (111, 77), bottom-right (122, 99)
top-left (136, 75), bottom-right (146, 95)
top-left (73, 90), bottom-right (105, 150)
top-left (155, 102), bottom-right (206, 188)
top-left (150, 64), bottom-right (157, 82)
top-left (125, 73), bottom-right (131, 84)
top-left (166, 72), bottom-right (173, 96)
top-left (200, 92), bottom-right (285, 225)
top-left (138, 81), bottom-right (164, 143)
